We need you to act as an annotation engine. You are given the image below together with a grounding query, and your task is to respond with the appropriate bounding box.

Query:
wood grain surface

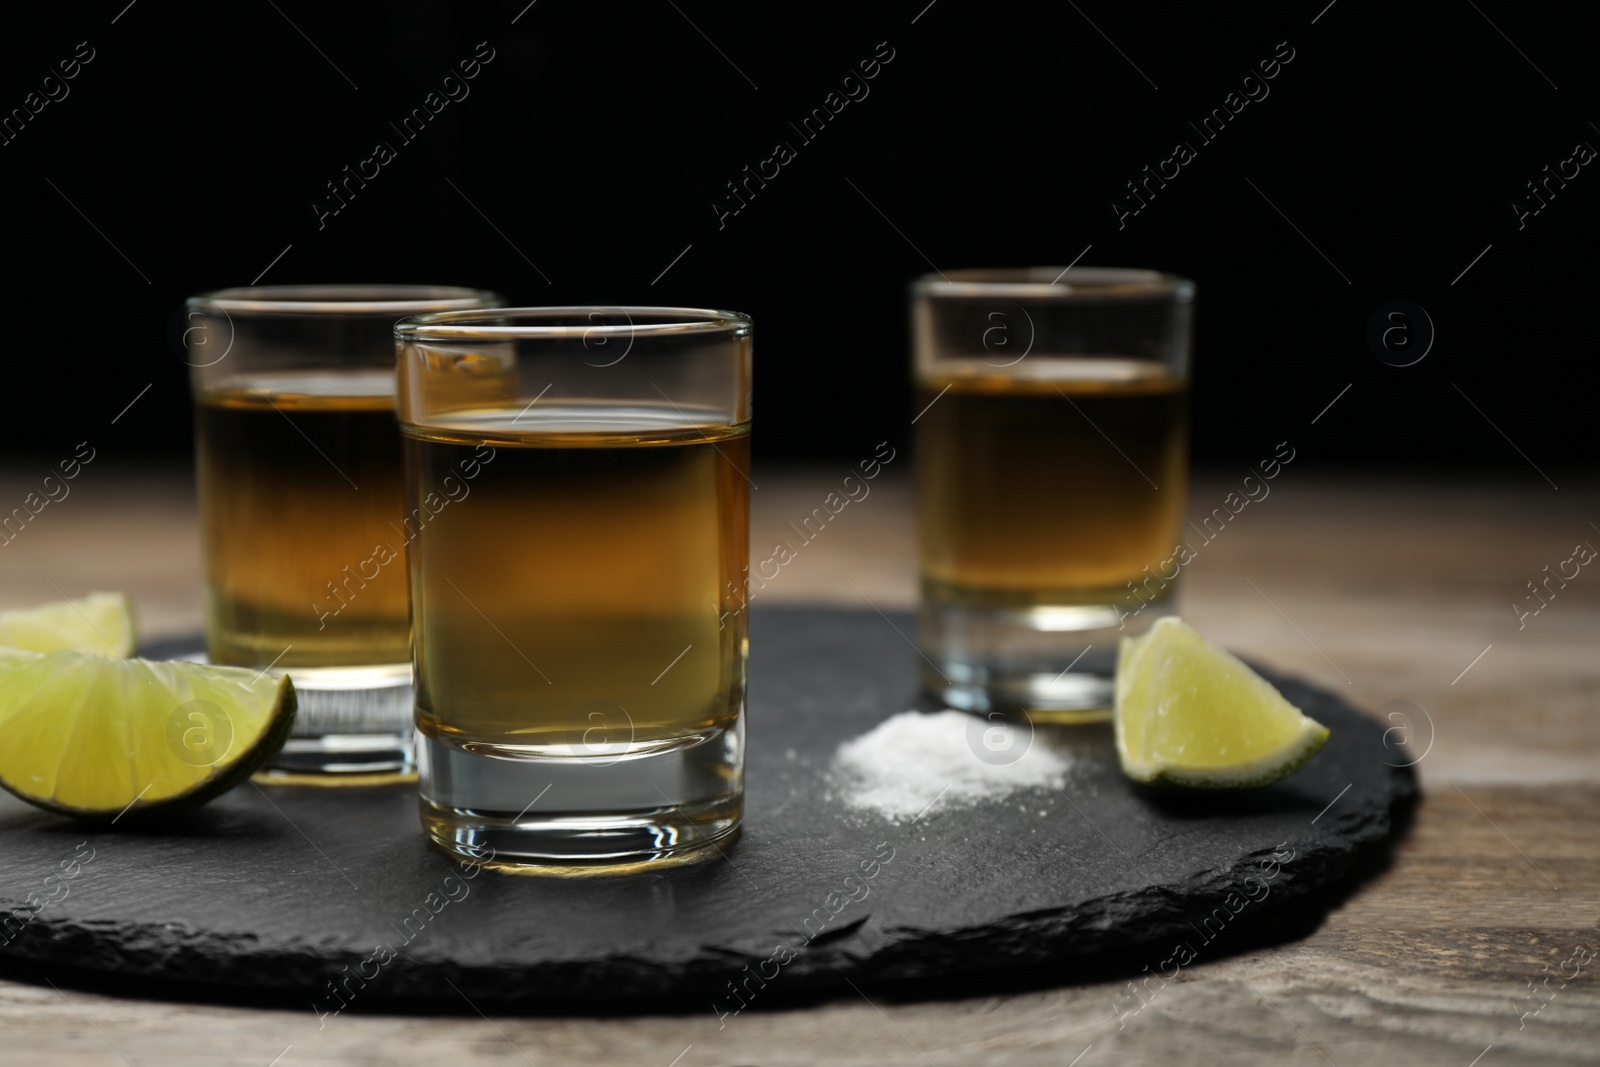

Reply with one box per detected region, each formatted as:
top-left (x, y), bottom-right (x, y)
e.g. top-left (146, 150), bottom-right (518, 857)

top-left (1, 463), bottom-right (1596, 1066)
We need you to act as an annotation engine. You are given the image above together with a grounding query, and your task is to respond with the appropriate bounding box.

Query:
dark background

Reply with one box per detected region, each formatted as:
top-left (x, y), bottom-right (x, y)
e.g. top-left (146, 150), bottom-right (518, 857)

top-left (3, 1), bottom-right (1594, 471)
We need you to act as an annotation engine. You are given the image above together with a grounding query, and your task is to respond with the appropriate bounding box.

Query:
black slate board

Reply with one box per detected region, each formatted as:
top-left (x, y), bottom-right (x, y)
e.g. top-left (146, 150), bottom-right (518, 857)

top-left (0, 608), bottom-right (1414, 1012)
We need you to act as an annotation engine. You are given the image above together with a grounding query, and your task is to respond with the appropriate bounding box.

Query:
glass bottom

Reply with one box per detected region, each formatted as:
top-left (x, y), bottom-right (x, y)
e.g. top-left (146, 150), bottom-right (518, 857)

top-left (262, 662), bottom-right (415, 779)
top-left (417, 713), bottom-right (744, 868)
top-left (919, 587), bottom-right (1177, 720)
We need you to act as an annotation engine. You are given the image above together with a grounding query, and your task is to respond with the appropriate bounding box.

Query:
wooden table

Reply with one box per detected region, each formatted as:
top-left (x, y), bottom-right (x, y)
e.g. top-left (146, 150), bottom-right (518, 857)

top-left (2, 464), bottom-right (1596, 1066)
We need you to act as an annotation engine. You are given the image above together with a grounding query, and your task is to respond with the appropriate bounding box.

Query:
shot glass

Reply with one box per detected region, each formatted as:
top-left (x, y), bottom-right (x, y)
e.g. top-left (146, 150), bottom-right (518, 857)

top-left (912, 268), bottom-right (1194, 719)
top-left (394, 307), bottom-right (752, 866)
top-left (185, 284), bottom-right (501, 778)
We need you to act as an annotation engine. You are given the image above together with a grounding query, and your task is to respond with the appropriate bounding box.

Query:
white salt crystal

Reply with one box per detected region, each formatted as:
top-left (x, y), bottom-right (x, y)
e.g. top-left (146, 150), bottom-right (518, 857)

top-left (831, 710), bottom-right (1070, 822)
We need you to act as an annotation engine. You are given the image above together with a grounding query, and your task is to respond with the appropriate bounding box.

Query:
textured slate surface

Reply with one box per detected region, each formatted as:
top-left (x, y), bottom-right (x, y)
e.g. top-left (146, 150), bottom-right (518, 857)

top-left (0, 608), bottom-right (1414, 1012)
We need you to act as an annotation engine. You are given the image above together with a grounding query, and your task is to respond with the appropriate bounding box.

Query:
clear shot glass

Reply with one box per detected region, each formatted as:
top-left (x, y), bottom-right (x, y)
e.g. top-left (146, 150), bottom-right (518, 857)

top-left (185, 284), bottom-right (500, 779)
top-left (394, 307), bottom-right (752, 867)
top-left (912, 268), bottom-right (1194, 720)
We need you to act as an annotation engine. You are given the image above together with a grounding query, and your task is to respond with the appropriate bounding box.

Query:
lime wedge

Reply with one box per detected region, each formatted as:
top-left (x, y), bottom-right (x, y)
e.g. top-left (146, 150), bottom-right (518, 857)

top-left (0, 649), bottom-right (296, 819)
top-left (0, 593), bottom-right (135, 657)
top-left (1115, 617), bottom-right (1330, 788)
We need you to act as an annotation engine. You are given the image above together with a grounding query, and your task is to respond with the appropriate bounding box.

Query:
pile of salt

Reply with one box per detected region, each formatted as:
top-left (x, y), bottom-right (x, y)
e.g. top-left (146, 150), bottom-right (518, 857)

top-left (831, 710), bottom-right (1070, 821)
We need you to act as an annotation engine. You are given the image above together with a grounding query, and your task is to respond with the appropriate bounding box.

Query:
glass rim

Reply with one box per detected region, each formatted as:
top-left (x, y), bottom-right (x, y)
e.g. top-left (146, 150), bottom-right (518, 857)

top-left (911, 267), bottom-right (1193, 300)
top-left (394, 306), bottom-right (753, 341)
top-left (187, 284), bottom-right (503, 316)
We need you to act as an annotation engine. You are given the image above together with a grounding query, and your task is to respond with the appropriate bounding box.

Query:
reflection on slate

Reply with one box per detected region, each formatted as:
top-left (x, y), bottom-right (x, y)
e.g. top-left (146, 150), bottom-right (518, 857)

top-left (0, 609), bottom-right (1414, 1011)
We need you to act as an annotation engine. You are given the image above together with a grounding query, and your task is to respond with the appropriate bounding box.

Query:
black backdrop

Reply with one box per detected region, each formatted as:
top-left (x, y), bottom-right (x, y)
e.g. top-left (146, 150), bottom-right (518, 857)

top-left (4, 1), bottom-right (1594, 470)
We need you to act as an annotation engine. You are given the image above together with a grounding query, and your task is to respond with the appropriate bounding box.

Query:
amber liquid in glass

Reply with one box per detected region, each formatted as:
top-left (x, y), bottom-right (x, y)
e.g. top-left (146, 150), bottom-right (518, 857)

top-left (916, 363), bottom-right (1189, 609)
top-left (405, 409), bottom-right (750, 752)
top-left (195, 371), bottom-right (409, 668)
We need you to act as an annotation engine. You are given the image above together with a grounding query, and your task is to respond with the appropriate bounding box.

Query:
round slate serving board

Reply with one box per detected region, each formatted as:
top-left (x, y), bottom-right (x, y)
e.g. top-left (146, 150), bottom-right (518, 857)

top-left (0, 608), bottom-right (1414, 1011)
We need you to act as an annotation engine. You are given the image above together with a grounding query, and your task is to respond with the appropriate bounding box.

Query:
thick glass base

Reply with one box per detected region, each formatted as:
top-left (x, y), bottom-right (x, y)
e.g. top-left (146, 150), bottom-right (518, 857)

top-left (919, 588), bottom-right (1176, 721)
top-left (263, 663), bottom-right (415, 779)
top-left (417, 715), bottom-right (744, 868)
